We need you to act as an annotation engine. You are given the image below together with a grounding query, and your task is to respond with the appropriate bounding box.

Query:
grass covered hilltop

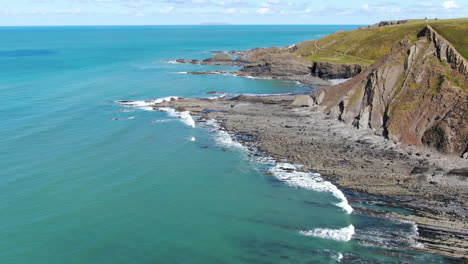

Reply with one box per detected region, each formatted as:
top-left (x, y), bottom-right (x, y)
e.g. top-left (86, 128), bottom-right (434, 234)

top-left (294, 18), bottom-right (468, 64)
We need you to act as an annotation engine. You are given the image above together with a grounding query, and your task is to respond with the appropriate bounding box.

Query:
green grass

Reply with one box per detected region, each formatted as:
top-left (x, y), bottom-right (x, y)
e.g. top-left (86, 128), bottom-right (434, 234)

top-left (429, 20), bottom-right (468, 58)
top-left (294, 18), bottom-right (468, 65)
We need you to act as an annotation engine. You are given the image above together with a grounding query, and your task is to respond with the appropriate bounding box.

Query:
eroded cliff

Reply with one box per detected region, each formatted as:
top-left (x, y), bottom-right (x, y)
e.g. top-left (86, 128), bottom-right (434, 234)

top-left (312, 26), bottom-right (468, 157)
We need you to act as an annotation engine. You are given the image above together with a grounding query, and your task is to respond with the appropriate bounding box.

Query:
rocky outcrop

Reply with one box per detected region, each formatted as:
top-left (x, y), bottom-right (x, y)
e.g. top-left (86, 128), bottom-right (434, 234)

top-left (186, 70), bottom-right (226, 75)
top-left (233, 48), bottom-right (365, 84)
top-left (178, 46), bottom-right (366, 83)
top-left (310, 62), bottom-right (366, 79)
top-left (359, 20), bottom-right (408, 29)
top-left (201, 53), bottom-right (247, 66)
top-left (420, 25), bottom-right (468, 74)
top-left (237, 51), bottom-right (330, 85)
top-left (241, 53), bottom-right (311, 76)
top-left (290, 95), bottom-right (314, 107)
top-left (312, 26), bottom-right (468, 157)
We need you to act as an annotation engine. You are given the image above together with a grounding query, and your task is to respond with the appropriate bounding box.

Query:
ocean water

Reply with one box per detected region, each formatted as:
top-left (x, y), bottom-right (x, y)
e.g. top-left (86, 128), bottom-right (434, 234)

top-left (0, 25), bottom-right (448, 263)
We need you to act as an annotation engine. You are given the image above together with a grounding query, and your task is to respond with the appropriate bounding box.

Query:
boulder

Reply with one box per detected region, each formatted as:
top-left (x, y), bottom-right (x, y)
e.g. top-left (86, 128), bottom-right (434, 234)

top-left (291, 95), bottom-right (314, 107)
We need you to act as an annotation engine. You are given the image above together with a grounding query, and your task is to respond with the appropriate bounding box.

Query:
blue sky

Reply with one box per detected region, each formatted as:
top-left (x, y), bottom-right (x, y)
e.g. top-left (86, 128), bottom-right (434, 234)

top-left (0, 0), bottom-right (466, 26)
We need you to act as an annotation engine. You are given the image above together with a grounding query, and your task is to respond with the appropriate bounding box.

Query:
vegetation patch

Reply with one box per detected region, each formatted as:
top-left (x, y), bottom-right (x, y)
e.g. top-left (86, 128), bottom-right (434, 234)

top-left (294, 18), bottom-right (467, 65)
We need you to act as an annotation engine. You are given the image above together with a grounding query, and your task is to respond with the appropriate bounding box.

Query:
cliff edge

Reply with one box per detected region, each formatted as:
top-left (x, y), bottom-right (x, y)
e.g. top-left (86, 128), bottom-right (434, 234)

top-left (312, 25), bottom-right (467, 157)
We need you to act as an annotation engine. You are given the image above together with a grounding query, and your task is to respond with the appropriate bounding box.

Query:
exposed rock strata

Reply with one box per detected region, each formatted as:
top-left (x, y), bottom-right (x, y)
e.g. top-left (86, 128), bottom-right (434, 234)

top-left (310, 61), bottom-right (366, 79)
top-left (312, 26), bottom-right (468, 157)
top-left (421, 25), bottom-right (468, 74)
top-left (235, 52), bottom-right (331, 85)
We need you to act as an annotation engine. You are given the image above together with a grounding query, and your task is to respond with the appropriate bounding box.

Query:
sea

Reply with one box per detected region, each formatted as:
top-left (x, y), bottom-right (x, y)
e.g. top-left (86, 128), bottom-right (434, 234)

top-left (0, 25), bottom-right (449, 263)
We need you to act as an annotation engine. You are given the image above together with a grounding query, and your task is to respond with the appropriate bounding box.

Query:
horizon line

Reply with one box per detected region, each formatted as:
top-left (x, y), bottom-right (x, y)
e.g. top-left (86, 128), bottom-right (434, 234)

top-left (0, 23), bottom-right (366, 27)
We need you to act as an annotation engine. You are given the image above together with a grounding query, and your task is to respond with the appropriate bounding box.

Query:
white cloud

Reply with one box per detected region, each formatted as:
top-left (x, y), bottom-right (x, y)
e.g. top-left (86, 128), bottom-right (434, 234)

top-left (360, 3), bottom-right (401, 13)
top-left (224, 8), bottom-right (236, 14)
top-left (160, 6), bottom-right (175, 13)
top-left (339, 10), bottom-right (353, 15)
top-left (256, 7), bottom-right (273, 14)
top-left (442, 0), bottom-right (458, 9)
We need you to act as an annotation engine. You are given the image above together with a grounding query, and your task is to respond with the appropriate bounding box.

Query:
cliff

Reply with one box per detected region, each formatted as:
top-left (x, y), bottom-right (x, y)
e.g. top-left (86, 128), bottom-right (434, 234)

top-left (312, 25), bottom-right (468, 157)
top-left (310, 61), bottom-right (366, 79)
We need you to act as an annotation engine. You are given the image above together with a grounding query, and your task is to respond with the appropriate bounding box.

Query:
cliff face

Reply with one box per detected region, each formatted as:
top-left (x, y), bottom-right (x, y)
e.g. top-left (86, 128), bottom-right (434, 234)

top-left (310, 62), bottom-right (366, 79)
top-left (241, 52), bottom-right (313, 77)
top-left (312, 26), bottom-right (468, 157)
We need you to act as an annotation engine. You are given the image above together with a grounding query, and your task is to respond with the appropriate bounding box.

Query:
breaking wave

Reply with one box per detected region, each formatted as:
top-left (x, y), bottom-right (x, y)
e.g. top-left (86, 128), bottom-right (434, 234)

top-left (116, 97), bottom-right (195, 128)
top-left (116, 96), bottom-right (179, 111)
top-left (300, 225), bottom-right (355, 242)
top-left (159, 107), bottom-right (196, 128)
top-left (270, 163), bottom-right (353, 214)
top-left (204, 119), bottom-right (246, 150)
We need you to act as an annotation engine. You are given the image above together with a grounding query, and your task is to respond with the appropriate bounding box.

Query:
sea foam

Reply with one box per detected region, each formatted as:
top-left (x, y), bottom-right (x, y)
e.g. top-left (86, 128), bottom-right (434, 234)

top-left (117, 96), bottom-right (179, 111)
top-left (202, 119), bottom-right (353, 214)
top-left (204, 119), bottom-right (246, 150)
top-left (300, 225), bottom-right (355, 242)
top-left (270, 163), bottom-right (353, 214)
top-left (164, 60), bottom-right (179, 64)
top-left (117, 97), bottom-right (195, 128)
top-left (334, 252), bottom-right (344, 262)
top-left (159, 107), bottom-right (196, 128)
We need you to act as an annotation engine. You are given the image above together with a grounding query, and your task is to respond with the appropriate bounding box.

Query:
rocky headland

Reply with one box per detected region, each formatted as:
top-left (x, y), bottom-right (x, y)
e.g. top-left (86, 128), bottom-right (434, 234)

top-left (158, 18), bottom-right (467, 260)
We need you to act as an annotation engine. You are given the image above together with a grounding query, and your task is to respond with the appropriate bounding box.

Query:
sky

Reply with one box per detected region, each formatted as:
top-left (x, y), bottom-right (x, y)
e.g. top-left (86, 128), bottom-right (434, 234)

top-left (0, 0), bottom-right (466, 26)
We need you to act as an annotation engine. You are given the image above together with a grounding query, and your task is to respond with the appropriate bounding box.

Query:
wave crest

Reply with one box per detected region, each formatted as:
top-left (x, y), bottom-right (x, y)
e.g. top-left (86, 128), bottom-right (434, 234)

top-left (270, 163), bottom-right (353, 214)
top-left (300, 225), bottom-right (355, 242)
top-left (159, 107), bottom-right (195, 128)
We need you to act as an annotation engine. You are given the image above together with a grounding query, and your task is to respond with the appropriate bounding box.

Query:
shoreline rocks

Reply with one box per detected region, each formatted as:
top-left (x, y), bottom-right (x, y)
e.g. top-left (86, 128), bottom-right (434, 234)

top-left (154, 95), bottom-right (468, 260)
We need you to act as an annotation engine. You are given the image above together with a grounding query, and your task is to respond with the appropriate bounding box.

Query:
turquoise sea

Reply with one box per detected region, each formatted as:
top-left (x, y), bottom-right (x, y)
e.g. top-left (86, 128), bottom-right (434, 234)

top-left (0, 26), bottom-right (449, 263)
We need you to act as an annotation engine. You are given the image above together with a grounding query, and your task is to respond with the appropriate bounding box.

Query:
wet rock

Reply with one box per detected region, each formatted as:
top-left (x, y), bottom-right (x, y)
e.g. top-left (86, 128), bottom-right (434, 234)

top-left (187, 70), bottom-right (226, 75)
top-left (447, 168), bottom-right (468, 177)
top-left (310, 61), bottom-right (365, 79)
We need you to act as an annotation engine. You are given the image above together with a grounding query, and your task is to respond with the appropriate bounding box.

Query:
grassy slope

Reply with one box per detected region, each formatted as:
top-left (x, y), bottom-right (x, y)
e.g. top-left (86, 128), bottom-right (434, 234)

top-left (294, 18), bottom-right (468, 65)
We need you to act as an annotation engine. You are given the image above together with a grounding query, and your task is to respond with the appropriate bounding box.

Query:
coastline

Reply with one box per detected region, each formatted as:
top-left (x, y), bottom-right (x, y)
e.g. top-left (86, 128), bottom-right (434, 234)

top-left (154, 21), bottom-right (468, 259)
top-left (146, 95), bottom-right (468, 260)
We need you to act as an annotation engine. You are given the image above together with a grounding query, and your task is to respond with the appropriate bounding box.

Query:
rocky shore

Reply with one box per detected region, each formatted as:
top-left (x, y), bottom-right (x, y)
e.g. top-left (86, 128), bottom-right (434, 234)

top-left (158, 19), bottom-right (467, 260)
top-left (172, 47), bottom-right (363, 85)
top-left (151, 95), bottom-right (467, 260)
